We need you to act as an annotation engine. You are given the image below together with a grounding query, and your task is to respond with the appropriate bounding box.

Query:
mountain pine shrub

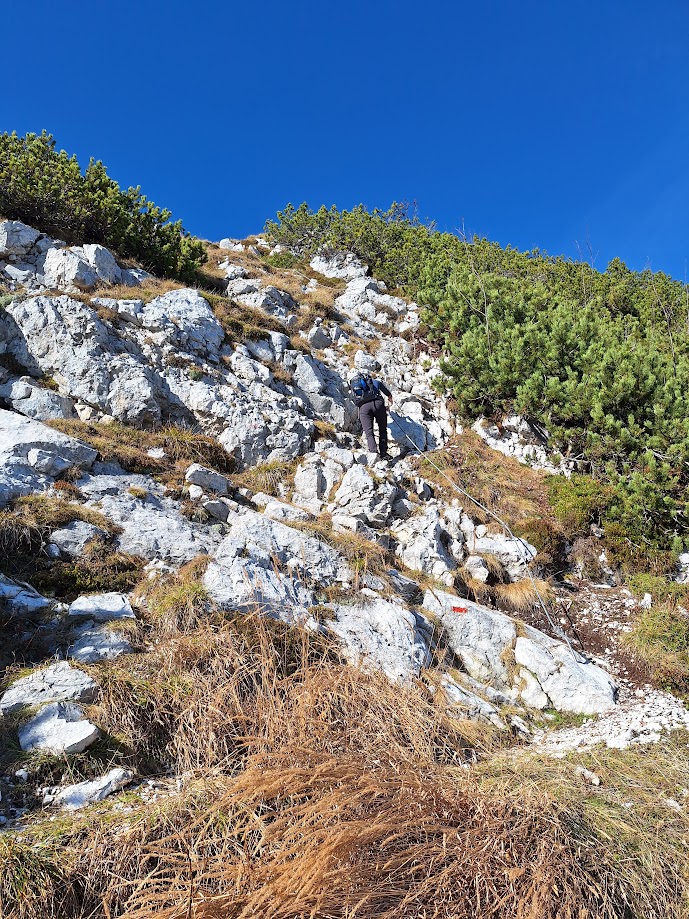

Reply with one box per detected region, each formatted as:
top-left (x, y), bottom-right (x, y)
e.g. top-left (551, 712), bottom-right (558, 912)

top-left (267, 204), bottom-right (689, 558)
top-left (0, 131), bottom-right (206, 282)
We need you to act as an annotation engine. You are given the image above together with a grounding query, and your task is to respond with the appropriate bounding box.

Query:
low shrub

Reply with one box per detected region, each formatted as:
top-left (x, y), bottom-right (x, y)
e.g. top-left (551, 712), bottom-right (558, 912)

top-left (0, 131), bottom-right (206, 282)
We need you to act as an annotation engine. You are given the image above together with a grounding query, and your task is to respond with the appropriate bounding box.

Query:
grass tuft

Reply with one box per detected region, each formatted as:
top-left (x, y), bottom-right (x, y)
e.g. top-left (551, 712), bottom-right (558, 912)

top-left (622, 602), bottom-right (689, 691)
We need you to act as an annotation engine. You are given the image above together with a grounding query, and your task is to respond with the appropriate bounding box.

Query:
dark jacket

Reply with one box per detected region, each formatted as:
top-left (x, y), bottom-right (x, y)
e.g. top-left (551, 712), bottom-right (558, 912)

top-left (350, 375), bottom-right (392, 408)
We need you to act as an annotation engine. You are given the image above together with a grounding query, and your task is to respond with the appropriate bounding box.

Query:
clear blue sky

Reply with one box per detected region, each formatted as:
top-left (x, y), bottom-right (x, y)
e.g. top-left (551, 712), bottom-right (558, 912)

top-left (4, 0), bottom-right (689, 279)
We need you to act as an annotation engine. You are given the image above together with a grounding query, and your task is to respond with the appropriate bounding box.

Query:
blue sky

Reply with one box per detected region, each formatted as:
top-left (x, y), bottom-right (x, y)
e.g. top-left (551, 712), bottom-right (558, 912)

top-left (4, 0), bottom-right (688, 279)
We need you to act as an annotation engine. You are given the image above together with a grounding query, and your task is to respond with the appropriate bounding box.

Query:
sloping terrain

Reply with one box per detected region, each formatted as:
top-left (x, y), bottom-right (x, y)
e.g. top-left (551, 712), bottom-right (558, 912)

top-left (0, 222), bottom-right (688, 918)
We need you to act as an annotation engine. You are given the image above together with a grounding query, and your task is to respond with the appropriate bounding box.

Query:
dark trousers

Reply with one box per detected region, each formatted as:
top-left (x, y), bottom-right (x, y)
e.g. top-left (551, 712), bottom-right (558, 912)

top-left (359, 398), bottom-right (388, 454)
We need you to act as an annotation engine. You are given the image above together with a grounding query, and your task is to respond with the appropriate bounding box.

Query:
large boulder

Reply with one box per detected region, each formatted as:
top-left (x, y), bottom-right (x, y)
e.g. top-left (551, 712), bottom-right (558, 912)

top-left (0, 409), bottom-right (97, 507)
top-left (0, 662), bottom-right (98, 716)
top-left (203, 509), bottom-right (350, 622)
top-left (41, 244), bottom-right (129, 291)
top-left (18, 702), bottom-right (100, 754)
top-left (514, 634), bottom-right (617, 714)
top-left (0, 297), bottom-right (162, 426)
top-left (222, 404), bottom-right (313, 467)
top-left (423, 589), bottom-right (517, 688)
top-left (391, 506), bottom-right (456, 583)
top-left (332, 465), bottom-right (397, 528)
top-left (185, 463), bottom-right (233, 496)
top-left (212, 510), bottom-right (350, 585)
top-left (204, 554), bottom-right (314, 623)
top-left (0, 220), bottom-right (40, 258)
top-left (423, 589), bottom-right (618, 714)
top-left (139, 289), bottom-right (224, 358)
top-left (328, 597), bottom-right (432, 683)
top-left (0, 377), bottom-right (75, 421)
top-left (78, 472), bottom-right (217, 565)
top-left (309, 252), bottom-right (368, 280)
top-left (42, 247), bottom-right (99, 290)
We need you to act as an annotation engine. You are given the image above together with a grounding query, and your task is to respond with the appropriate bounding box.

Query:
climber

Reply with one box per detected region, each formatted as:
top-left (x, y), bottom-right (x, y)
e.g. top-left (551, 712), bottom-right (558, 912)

top-left (349, 368), bottom-right (393, 458)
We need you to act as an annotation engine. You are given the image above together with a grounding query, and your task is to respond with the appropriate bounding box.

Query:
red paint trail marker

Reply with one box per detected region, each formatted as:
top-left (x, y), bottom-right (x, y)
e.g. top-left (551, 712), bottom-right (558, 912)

top-left (451, 605), bottom-right (468, 615)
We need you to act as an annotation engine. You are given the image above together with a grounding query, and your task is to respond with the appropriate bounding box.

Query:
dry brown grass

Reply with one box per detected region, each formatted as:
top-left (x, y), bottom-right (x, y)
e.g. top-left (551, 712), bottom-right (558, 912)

top-left (415, 432), bottom-right (557, 533)
top-left (288, 515), bottom-right (393, 586)
top-left (135, 557), bottom-right (212, 636)
top-left (231, 459), bottom-right (297, 497)
top-left (491, 577), bottom-right (555, 614)
top-left (6, 730), bottom-right (687, 918)
top-left (203, 291), bottom-right (288, 343)
top-left (0, 494), bottom-right (116, 557)
top-left (3, 600), bottom-right (688, 919)
top-left (90, 277), bottom-right (182, 302)
top-left (47, 420), bottom-right (234, 477)
top-left (621, 601), bottom-right (689, 692)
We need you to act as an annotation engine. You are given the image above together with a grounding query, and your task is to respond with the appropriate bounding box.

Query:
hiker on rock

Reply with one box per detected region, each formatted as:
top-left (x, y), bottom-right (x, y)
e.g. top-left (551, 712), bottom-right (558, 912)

top-left (349, 369), bottom-right (393, 458)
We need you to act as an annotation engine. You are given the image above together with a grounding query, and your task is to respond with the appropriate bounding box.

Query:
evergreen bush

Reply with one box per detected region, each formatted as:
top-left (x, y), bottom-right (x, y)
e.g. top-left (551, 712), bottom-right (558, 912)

top-left (0, 131), bottom-right (206, 282)
top-left (266, 203), bottom-right (689, 556)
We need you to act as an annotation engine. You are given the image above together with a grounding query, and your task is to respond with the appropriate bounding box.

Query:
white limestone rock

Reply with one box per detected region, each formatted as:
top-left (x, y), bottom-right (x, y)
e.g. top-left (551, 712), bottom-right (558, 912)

top-left (185, 463), bottom-right (232, 496)
top-left (292, 458), bottom-right (327, 514)
top-left (0, 297), bottom-right (163, 426)
top-left (203, 555), bottom-right (314, 623)
top-left (0, 220), bottom-right (40, 257)
top-left (328, 598), bottom-right (432, 683)
top-left (0, 662), bottom-right (98, 716)
top-left (213, 510), bottom-right (349, 585)
top-left (423, 589), bottom-right (517, 688)
top-left (78, 472), bottom-right (218, 565)
top-left (332, 464), bottom-right (397, 528)
top-left (42, 247), bottom-right (98, 290)
top-left (82, 244), bottom-right (122, 285)
top-left (464, 555), bottom-right (490, 583)
top-left (68, 592), bottom-right (135, 622)
top-left (438, 674), bottom-right (507, 729)
top-left (464, 531), bottom-right (537, 581)
top-left (0, 574), bottom-right (52, 615)
top-left (391, 506), bottom-right (456, 583)
top-left (18, 702), bottom-right (100, 754)
top-left (50, 520), bottom-right (106, 558)
top-left (261, 498), bottom-right (312, 522)
top-left (68, 622), bottom-right (133, 663)
top-left (310, 252), bottom-right (368, 280)
top-left (0, 377), bottom-right (75, 421)
top-left (52, 767), bottom-right (133, 810)
top-left (514, 637), bottom-right (617, 714)
top-left (140, 289), bottom-right (224, 357)
top-left (0, 408), bottom-right (97, 507)
top-left (307, 325), bottom-right (333, 350)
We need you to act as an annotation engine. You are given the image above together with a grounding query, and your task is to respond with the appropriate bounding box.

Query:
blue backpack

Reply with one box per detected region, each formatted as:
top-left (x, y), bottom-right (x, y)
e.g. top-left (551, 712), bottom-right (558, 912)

top-left (350, 374), bottom-right (380, 404)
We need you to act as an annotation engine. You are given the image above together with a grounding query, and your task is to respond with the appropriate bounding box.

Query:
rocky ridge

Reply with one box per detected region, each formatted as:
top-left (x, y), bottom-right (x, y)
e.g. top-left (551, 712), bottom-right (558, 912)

top-left (0, 222), bottom-right (686, 822)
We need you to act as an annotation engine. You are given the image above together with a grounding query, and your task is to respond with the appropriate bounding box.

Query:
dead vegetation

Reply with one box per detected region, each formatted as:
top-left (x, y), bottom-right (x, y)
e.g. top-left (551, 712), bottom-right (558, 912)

top-left (0, 494), bottom-right (116, 558)
top-left (89, 277), bottom-right (183, 303)
top-left (3, 615), bottom-right (687, 919)
top-left (414, 433), bottom-right (568, 575)
top-left (47, 420), bottom-right (234, 479)
top-left (621, 601), bottom-right (689, 692)
top-left (231, 459), bottom-right (297, 497)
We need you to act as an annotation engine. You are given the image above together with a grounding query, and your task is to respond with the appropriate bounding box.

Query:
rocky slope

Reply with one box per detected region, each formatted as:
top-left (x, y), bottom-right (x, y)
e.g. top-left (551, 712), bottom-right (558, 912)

top-left (0, 220), bottom-right (686, 827)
